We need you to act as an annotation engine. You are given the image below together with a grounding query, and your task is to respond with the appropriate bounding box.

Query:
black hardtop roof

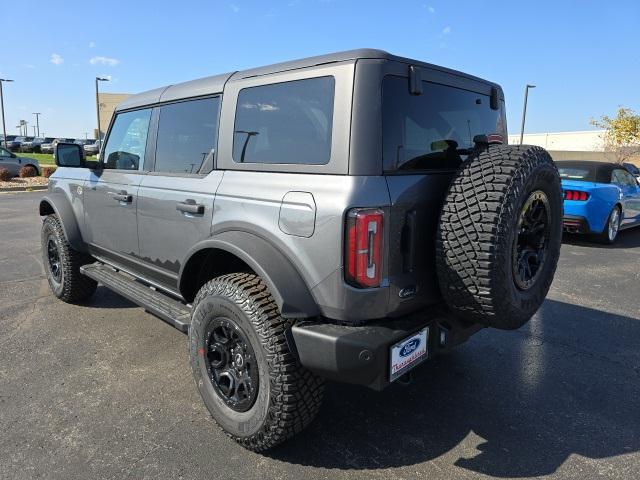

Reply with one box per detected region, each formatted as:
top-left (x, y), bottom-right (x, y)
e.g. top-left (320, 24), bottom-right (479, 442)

top-left (116, 48), bottom-right (500, 111)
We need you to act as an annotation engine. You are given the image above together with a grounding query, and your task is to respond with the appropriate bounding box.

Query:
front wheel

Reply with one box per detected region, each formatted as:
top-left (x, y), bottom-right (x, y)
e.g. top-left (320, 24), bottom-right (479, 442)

top-left (594, 206), bottom-right (621, 244)
top-left (41, 215), bottom-right (97, 303)
top-left (189, 273), bottom-right (324, 451)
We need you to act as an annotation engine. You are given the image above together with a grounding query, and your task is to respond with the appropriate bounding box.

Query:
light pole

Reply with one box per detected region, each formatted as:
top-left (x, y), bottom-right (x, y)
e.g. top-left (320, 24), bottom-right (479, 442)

top-left (95, 77), bottom-right (109, 140)
top-left (32, 112), bottom-right (41, 137)
top-left (519, 84), bottom-right (536, 145)
top-left (0, 78), bottom-right (14, 146)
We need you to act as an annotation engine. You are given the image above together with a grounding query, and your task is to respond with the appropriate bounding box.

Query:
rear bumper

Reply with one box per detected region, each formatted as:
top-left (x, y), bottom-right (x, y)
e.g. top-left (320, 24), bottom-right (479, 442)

top-left (563, 214), bottom-right (591, 234)
top-left (291, 307), bottom-right (482, 391)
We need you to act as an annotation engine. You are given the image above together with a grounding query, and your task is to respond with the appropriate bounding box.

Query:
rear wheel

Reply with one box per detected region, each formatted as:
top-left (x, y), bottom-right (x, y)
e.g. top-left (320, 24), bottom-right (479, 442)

top-left (594, 206), bottom-right (621, 244)
top-left (189, 273), bottom-right (324, 451)
top-left (436, 145), bottom-right (563, 330)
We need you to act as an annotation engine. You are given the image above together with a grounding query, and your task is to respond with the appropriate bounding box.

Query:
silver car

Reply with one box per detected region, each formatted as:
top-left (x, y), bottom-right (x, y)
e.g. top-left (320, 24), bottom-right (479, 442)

top-left (0, 147), bottom-right (41, 177)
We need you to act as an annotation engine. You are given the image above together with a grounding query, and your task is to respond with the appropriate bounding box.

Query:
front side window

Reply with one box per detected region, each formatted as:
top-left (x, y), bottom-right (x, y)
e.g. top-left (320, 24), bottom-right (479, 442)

top-left (0, 147), bottom-right (11, 157)
top-left (103, 109), bottom-right (152, 170)
top-left (232, 76), bottom-right (335, 165)
top-left (383, 75), bottom-right (506, 171)
top-left (154, 97), bottom-right (220, 174)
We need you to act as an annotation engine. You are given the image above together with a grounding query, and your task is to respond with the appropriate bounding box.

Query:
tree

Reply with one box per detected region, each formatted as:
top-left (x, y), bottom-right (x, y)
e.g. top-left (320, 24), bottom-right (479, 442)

top-left (591, 107), bottom-right (640, 164)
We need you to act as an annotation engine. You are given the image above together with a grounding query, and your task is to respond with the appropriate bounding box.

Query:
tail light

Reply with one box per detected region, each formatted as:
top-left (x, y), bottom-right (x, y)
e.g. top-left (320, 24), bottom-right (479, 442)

top-left (345, 208), bottom-right (384, 288)
top-left (564, 190), bottom-right (589, 201)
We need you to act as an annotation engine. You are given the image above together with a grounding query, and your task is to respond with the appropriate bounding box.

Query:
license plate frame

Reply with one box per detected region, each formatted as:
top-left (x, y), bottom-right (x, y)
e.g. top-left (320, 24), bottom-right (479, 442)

top-left (389, 327), bottom-right (429, 382)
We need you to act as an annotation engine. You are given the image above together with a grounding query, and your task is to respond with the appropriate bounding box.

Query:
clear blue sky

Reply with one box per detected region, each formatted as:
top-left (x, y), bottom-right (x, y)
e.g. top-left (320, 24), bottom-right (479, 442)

top-left (1, 0), bottom-right (638, 138)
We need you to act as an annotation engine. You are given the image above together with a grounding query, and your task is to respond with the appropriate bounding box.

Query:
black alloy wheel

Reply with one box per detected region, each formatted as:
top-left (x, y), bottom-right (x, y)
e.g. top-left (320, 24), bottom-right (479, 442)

top-left (512, 190), bottom-right (551, 291)
top-left (204, 317), bottom-right (259, 412)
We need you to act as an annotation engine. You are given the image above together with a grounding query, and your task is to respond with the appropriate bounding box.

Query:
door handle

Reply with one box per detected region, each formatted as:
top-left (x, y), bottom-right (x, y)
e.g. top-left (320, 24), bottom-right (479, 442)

top-left (177, 200), bottom-right (205, 215)
top-left (109, 190), bottom-right (132, 203)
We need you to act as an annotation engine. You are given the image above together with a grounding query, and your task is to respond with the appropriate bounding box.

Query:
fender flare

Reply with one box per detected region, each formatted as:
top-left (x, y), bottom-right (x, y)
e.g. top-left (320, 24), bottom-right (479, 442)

top-left (39, 193), bottom-right (87, 252)
top-left (179, 231), bottom-right (320, 319)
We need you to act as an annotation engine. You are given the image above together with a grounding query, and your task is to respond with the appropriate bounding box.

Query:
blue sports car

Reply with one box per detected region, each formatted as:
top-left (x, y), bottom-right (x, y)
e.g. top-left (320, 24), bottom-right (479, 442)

top-left (557, 160), bottom-right (640, 244)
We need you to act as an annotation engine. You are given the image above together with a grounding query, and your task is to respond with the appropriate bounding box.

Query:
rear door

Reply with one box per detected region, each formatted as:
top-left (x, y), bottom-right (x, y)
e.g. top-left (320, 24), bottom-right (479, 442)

top-left (83, 108), bottom-right (152, 263)
top-left (380, 68), bottom-right (507, 314)
top-left (136, 96), bottom-right (222, 291)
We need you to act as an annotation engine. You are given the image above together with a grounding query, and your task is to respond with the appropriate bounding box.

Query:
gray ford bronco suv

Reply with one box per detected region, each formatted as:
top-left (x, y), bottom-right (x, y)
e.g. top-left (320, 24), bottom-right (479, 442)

top-left (41, 49), bottom-right (563, 451)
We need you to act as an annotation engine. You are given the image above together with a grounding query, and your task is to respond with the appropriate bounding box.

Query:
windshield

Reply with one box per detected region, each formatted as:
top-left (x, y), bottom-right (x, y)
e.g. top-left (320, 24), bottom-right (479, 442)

top-left (382, 75), bottom-right (506, 171)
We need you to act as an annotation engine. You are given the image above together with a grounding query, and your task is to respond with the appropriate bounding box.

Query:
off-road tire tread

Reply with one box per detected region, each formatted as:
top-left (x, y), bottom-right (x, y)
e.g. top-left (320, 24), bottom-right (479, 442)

top-left (42, 214), bottom-right (97, 302)
top-left (192, 272), bottom-right (324, 452)
top-left (436, 145), bottom-right (561, 329)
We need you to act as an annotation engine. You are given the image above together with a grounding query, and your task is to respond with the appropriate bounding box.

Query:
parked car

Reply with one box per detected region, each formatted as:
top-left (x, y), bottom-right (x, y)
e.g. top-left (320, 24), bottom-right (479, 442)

top-left (624, 162), bottom-right (640, 183)
top-left (83, 139), bottom-right (100, 156)
top-left (20, 137), bottom-right (55, 153)
top-left (41, 138), bottom-right (74, 154)
top-left (558, 160), bottom-right (640, 243)
top-left (41, 49), bottom-right (563, 451)
top-left (0, 135), bottom-right (16, 148)
top-left (5, 136), bottom-right (33, 152)
top-left (0, 147), bottom-right (41, 177)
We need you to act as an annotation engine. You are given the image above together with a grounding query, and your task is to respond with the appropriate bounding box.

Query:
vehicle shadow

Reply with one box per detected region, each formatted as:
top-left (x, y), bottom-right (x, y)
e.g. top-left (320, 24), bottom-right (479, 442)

top-left (79, 286), bottom-right (138, 309)
top-left (267, 299), bottom-right (640, 477)
top-left (563, 226), bottom-right (640, 248)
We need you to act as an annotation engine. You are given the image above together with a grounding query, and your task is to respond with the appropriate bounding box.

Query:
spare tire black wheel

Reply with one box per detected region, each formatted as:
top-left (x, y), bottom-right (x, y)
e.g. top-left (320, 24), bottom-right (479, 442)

top-left (436, 145), bottom-right (563, 330)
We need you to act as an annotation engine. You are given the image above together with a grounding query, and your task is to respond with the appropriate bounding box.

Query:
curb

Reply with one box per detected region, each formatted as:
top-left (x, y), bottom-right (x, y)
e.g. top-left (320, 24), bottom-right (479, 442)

top-left (0, 185), bottom-right (49, 193)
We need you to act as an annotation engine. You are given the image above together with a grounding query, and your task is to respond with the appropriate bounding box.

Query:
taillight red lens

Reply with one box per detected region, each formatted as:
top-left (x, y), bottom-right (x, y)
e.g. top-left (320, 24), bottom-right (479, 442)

top-left (345, 208), bottom-right (384, 288)
top-left (564, 190), bottom-right (589, 201)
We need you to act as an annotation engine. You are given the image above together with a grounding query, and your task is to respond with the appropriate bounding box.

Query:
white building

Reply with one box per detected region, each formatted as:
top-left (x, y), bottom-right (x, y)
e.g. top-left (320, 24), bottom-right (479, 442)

top-left (508, 130), bottom-right (605, 151)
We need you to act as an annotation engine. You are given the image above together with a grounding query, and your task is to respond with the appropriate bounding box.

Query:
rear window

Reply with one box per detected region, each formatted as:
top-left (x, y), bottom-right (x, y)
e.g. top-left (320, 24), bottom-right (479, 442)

top-left (382, 75), bottom-right (506, 171)
top-left (557, 166), bottom-right (596, 182)
top-left (232, 76), bottom-right (334, 165)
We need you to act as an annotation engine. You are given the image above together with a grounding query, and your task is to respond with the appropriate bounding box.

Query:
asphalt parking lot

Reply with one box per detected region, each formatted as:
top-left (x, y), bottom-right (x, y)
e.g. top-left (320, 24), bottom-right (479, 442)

top-left (1, 191), bottom-right (639, 480)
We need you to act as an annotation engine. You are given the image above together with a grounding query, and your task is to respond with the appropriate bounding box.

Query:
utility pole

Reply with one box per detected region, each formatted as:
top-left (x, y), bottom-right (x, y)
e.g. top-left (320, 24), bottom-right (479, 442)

top-left (0, 78), bottom-right (14, 146)
top-left (95, 77), bottom-right (109, 140)
top-left (32, 112), bottom-right (41, 137)
top-left (32, 125), bottom-right (36, 136)
top-left (519, 84), bottom-right (536, 145)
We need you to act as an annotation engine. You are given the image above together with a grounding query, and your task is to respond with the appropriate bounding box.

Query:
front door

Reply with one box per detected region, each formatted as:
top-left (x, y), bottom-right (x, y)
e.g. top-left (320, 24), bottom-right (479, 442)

top-left (136, 96), bottom-right (222, 292)
top-left (83, 108), bottom-right (152, 263)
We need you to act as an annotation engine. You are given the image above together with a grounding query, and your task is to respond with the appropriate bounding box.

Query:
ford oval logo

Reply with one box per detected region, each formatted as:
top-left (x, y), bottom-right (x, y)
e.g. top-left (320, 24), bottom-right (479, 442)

top-left (400, 338), bottom-right (421, 357)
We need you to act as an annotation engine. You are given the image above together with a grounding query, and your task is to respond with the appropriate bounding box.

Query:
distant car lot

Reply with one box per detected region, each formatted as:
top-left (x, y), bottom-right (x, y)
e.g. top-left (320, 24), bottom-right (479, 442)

top-left (1, 191), bottom-right (639, 479)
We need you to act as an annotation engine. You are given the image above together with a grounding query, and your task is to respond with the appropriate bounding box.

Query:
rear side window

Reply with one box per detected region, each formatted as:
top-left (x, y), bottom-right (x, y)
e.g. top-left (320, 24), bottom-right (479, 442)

top-left (103, 109), bottom-right (152, 170)
top-left (154, 97), bottom-right (220, 174)
top-left (232, 77), bottom-right (335, 165)
top-left (383, 75), bottom-right (506, 171)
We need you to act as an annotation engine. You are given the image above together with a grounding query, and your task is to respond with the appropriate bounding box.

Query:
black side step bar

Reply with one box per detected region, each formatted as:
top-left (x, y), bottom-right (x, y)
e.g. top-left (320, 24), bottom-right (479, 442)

top-left (80, 263), bottom-right (191, 332)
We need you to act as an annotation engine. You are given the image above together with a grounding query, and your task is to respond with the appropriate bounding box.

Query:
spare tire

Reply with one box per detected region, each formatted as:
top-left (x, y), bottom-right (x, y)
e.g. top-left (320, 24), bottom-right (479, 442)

top-left (436, 145), bottom-right (562, 330)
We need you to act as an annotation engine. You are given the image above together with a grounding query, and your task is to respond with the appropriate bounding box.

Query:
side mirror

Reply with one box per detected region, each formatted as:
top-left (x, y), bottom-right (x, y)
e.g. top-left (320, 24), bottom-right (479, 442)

top-left (10, 152), bottom-right (16, 158)
top-left (55, 142), bottom-right (85, 168)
